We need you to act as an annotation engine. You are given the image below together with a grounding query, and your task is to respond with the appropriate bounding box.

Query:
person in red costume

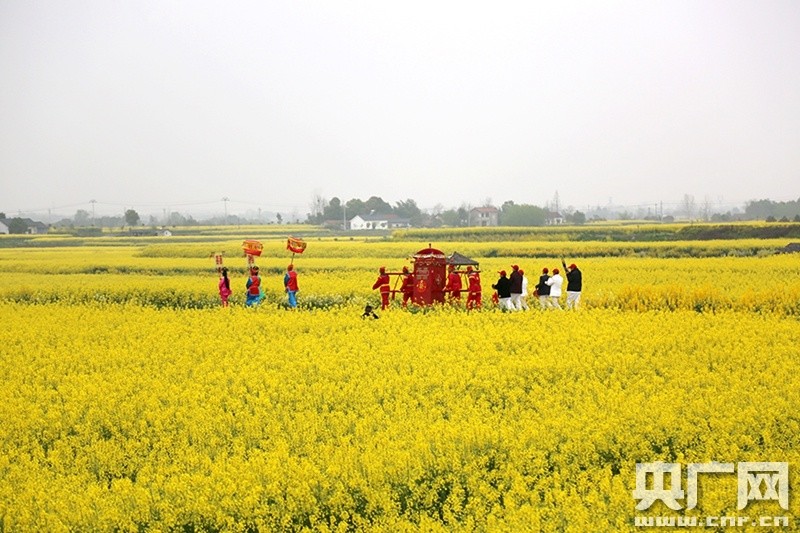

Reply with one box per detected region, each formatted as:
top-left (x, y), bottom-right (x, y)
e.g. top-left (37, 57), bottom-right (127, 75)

top-left (466, 266), bottom-right (482, 309)
top-left (245, 266), bottom-right (263, 307)
top-left (284, 264), bottom-right (299, 308)
top-left (372, 266), bottom-right (391, 310)
top-left (446, 264), bottom-right (462, 301)
top-left (400, 266), bottom-right (414, 308)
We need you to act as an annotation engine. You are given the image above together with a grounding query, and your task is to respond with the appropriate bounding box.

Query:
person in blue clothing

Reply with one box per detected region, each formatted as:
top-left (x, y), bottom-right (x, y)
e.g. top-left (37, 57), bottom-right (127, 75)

top-left (284, 264), bottom-right (299, 308)
top-left (245, 266), bottom-right (263, 307)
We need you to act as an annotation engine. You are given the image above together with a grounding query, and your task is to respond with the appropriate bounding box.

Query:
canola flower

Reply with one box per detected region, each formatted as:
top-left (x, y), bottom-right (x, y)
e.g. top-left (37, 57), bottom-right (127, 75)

top-left (1, 302), bottom-right (799, 531)
top-left (1, 235), bottom-right (799, 531)
top-left (1, 242), bottom-right (798, 314)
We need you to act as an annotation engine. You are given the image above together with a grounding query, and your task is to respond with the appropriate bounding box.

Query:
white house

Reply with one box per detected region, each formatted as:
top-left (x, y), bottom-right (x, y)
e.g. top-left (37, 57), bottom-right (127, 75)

top-left (468, 206), bottom-right (499, 227)
top-left (0, 218), bottom-right (48, 234)
top-left (25, 221), bottom-right (49, 234)
top-left (349, 214), bottom-right (411, 231)
top-left (545, 211), bottom-right (565, 225)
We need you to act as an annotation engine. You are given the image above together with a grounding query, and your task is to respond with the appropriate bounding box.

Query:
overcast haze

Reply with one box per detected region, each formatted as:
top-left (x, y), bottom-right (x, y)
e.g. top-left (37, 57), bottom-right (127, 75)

top-left (2, 1), bottom-right (799, 219)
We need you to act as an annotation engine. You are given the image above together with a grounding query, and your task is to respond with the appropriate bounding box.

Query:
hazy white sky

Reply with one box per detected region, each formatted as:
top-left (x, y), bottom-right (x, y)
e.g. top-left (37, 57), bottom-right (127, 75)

top-left (1, 0), bottom-right (799, 218)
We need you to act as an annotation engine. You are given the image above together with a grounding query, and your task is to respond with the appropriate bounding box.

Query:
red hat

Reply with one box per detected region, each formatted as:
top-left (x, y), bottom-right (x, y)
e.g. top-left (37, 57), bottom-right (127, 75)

top-left (542, 267), bottom-right (549, 274)
top-left (287, 264), bottom-right (294, 271)
top-left (569, 263), bottom-right (577, 270)
top-left (512, 264), bottom-right (519, 270)
top-left (519, 269), bottom-right (524, 275)
top-left (553, 268), bottom-right (559, 274)
top-left (499, 270), bottom-right (507, 276)
top-left (466, 265), bottom-right (473, 272)
top-left (379, 266), bottom-right (386, 274)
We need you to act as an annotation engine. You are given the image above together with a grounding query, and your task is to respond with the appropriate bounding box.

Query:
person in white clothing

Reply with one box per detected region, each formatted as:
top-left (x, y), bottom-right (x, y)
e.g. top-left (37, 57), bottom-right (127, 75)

top-left (545, 268), bottom-right (563, 309)
top-left (519, 269), bottom-right (530, 310)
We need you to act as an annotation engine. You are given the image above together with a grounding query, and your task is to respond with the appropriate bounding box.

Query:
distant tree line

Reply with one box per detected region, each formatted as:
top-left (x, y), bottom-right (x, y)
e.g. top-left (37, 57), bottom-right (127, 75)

top-left (306, 196), bottom-right (425, 227)
top-left (7, 196), bottom-right (799, 232)
top-left (745, 198), bottom-right (800, 222)
top-left (305, 197), bottom-right (587, 227)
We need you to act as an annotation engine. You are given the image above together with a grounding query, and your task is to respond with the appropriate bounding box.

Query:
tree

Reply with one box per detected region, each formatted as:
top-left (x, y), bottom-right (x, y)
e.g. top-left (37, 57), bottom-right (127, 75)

top-left (745, 198), bottom-right (800, 220)
top-left (439, 204), bottom-right (470, 227)
top-left (74, 209), bottom-right (91, 226)
top-left (500, 203), bottom-right (547, 226)
top-left (439, 209), bottom-right (461, 227)
top-left (568, 211), bottom-right (587, 225)
top-left (7, 218), bottom-right (29, 234)
top-left (364, 196), bottom-right (392, 215)
top-left (308, 194), bottom-right (327, 224)
top-left (700, 196), bottom-right (713, 222)
top-left (168, 212), bottom-right (189, 226)
top-left (394, 199), bottom-right (423, 226)
top-left (323, 197), bottom-right (344, 222)
top-left (457, 207), bottom-right (468, 226)
top-left (345, 198), bottom-right (366, 217)
top-left (124, 209), bottom-right (140, 227)
top-left (680, 194), bottom-right (696, 221)
top-left (276, 213), bottom-right (282, 224)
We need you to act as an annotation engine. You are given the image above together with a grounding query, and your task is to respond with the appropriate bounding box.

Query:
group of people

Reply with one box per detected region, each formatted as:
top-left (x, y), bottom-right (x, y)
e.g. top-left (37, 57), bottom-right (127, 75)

top-left (445, 264), bottom-right (483, 310)
top-left (371, 264), bottom-right (484, 310)
top-left (219, 259), bottom-right (582, 312)
top-left (492, 260), bottom-right (582, 311)
top-left (217, 264), bottom-right (300, 308)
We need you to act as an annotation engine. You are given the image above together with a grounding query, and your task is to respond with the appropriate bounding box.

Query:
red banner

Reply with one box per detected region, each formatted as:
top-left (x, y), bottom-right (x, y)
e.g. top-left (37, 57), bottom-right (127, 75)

top-left (242, 240), bottom-right (263, 256)
top-left (287, 237), bottom-right (307, 254)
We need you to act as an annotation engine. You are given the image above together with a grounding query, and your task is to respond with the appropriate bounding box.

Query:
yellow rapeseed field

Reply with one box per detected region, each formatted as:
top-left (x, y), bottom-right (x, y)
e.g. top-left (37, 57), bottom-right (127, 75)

top-left (0, 238), bottom-right (798, 314)
top-left (0, 234), bottom-right (798, 531)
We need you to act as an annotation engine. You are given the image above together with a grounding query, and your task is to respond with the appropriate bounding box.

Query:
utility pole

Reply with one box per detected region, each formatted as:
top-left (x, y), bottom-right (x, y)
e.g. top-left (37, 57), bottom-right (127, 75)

top-left (90, 199), bottom-right (96, 226)
top-left (222, 197), bottom-right (229, 225)
top-left (343, 203), bottom-right (347, 231)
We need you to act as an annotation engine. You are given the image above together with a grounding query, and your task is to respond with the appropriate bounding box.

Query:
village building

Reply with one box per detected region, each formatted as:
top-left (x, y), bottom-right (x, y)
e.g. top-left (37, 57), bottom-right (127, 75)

top-left (545, 211), bottom-right (565, 225)
top-left (349, 213), bottom-right (411, 231)
top-left (0, 217), bottom-right (49, 234)
top-left (468, 206), bottom-right (499, 227)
